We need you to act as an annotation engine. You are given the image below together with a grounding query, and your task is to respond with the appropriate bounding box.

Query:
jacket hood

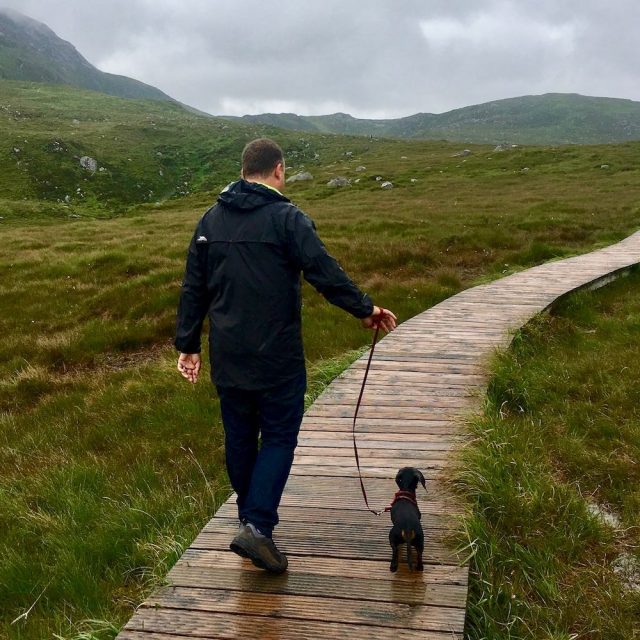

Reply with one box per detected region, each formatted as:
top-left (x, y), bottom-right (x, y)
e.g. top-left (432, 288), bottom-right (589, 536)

top-left (218, 179), bottom-right (289, 211)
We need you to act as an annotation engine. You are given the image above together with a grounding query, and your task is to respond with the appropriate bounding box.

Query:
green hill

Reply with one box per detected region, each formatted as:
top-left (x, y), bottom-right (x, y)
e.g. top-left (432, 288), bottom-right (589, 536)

top-left (227, 93), bottom-right (640, 145)
top-left (0, 80), bottom-right (378, 218)
top-left (0, 8), bottom-right (174, 102)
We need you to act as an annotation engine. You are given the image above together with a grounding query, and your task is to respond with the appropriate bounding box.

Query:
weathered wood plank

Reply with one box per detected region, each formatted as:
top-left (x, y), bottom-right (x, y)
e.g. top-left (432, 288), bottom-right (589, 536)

top-left (167, 562), bottom-right (468, 606)
top-left (122, 608), bottom-right (463, 640)
top-left (144, 586), bottom-right (466, 633)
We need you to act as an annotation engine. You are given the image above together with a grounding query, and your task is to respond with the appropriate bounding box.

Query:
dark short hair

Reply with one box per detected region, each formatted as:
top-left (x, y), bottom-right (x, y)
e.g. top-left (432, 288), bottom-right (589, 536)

top-left (241, 138), bottom-right (284, 177)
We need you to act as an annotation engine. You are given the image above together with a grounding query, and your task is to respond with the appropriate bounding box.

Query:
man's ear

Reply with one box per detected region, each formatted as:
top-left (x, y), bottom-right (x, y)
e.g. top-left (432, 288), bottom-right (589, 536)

top-left (274, 161), bottom-right (285, 181)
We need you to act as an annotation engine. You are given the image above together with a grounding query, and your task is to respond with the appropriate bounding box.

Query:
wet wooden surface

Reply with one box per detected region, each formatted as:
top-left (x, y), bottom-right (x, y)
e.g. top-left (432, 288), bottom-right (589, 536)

top-left (118, 231), bottom-right (640, 639)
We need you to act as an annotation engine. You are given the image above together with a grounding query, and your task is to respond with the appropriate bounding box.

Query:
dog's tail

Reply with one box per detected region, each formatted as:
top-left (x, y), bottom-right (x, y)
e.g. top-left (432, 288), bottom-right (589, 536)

top-left (401, 530), bottom-right (416, 571)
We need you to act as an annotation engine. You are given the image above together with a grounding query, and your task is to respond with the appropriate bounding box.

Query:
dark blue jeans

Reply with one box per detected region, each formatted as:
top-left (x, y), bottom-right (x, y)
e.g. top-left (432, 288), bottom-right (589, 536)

top-left (216, 371), bottom-right (306, 538)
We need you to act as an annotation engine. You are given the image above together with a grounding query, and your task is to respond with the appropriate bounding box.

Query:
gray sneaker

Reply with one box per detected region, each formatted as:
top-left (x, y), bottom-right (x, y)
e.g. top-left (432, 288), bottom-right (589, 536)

top-left (230, 523), bottom-right (288, 573)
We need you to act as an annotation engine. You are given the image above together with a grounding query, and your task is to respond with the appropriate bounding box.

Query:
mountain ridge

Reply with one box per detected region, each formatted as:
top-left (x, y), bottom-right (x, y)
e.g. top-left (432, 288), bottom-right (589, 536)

top-left (0, 7), bottom-right (176, 103)
top-left (224, 93), bottom-right (640, 145)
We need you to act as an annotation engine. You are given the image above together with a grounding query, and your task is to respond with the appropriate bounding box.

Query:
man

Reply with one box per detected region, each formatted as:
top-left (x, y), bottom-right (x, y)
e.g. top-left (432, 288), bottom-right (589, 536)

top-left (175, 138), bottom-right (396, 573)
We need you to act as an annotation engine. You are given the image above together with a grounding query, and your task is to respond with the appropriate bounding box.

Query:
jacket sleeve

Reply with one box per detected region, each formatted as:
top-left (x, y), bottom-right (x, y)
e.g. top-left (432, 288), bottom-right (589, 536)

top-left (174, 229), bottom-right (211, 353)
top-left (288, 210), bottom-right (374, 319)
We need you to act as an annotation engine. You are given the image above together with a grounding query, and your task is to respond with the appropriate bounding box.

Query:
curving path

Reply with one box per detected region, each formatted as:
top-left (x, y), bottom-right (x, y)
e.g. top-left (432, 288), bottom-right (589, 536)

top-left (118, 230), bottom-right (640, 640)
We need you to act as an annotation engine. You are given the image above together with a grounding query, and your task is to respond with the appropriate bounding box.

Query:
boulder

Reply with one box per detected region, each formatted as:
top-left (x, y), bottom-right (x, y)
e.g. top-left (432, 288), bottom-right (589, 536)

top-left (452, 149), bottom-right (471, 157)
top-left (355, 166), bottom-right (366, 172)
top-left (286, 171), bottom-right (314, 184)
top-left (80, 156), bottom-right (98, 173)
top-left (381, 181), bottom-right (393, 189)
top-left (327, 177), bottom-right (350, 187)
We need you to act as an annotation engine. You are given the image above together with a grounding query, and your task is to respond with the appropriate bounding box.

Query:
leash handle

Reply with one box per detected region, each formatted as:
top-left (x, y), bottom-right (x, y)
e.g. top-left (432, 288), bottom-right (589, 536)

top-left (352, 309), bottom-right (387, 516)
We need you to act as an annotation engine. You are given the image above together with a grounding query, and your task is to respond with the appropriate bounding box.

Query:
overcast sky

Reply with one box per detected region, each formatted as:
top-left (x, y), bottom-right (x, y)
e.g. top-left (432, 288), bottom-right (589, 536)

top-left (4, 0), bottom-right (640, 118)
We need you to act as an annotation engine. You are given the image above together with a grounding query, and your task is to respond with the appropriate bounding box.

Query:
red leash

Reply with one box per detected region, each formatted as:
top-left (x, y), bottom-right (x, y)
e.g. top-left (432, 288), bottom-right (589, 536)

top-left (352, 310), bottom-right (387, 516)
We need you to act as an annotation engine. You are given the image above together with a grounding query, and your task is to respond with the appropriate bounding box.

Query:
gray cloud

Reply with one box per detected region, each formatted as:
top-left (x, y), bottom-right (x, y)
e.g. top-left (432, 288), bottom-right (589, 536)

top-left (3, 0), bottom-right (640, 117)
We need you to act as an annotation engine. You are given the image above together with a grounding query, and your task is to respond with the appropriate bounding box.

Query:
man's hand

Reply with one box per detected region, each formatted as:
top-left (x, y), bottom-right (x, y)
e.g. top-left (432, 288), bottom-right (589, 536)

top-left (177, 353), bottom-right (201, 384)
top-left (362, 306), bottom-right (397, 333)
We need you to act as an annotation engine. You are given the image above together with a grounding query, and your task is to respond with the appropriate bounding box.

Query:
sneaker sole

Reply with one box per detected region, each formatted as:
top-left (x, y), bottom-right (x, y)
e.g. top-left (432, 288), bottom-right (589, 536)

top-left (229, 539), bottom-right (287, 574)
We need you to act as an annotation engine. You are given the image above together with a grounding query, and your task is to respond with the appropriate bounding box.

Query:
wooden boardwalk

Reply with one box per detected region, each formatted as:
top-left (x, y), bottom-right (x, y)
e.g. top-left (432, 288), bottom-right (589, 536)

top-left (118, 231), bottom-right (640, 640)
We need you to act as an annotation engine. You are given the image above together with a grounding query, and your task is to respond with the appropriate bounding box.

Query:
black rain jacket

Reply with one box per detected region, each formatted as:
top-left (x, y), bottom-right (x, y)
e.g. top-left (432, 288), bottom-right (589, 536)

top-left (174, 179), bottom-right (373, 390)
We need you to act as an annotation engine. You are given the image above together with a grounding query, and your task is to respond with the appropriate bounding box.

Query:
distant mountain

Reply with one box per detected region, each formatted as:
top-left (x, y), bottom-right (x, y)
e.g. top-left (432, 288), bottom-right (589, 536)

top-left (226, 94), bottom-right (640, 145)
top-left (0, 8), bottom-right (174, 102)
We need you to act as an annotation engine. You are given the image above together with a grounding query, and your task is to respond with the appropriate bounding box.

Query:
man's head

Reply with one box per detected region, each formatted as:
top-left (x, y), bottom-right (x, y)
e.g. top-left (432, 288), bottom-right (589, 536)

top-left (241, 138), bottom-right (285, 192)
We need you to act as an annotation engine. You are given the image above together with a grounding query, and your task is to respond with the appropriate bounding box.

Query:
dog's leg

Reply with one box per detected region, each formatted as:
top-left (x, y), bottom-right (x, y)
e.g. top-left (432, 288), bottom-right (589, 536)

top-left (390, 544), bottom-right (399, 572)
top-left (403, 530), bottom-right (415, 572)
top-left (415, 535), bottom-right (425, 572)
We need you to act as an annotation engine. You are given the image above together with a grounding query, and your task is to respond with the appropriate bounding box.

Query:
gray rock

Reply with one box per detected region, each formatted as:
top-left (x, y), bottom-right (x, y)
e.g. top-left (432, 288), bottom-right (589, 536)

top-left (380, 181), bottom-right (394, 189)
top-left (410, 178), bottom-right (418, 183)
top-left (327, 177), bottom-right (350, 187)
top-left (375, 176), bottom-right (383, 181)
top-left (586, 501), bottom-right (621, 529)
top-left (345, 151), bottom-right (353, 157)
top-left (64, 195), bottom-right (71, 203)
top-left (286, 171), bottom-right (314, 184)
top-left (612, 553), bottom-right (640, 592)
top-left (521, 167), bottom-right (530, 173)
top-left (494, 144), bottom-right (508, 152)
top-left (355, 166), bottom-right (366, 172)
top-left (401, 156), bottom-right (408, 160)
top-left (453, 149), bottom-right (472, 157)
top-left (80, 156), bottom-right (98, 173)
top-left (68, 214), bottom-right (81, 219)
top-left (601, 164), bottom-right (610, 169)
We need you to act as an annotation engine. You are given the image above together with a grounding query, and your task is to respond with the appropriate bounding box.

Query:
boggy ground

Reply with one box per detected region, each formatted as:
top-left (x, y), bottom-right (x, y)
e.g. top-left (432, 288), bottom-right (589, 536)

top-left (1, 134), bottom-right (639, 638)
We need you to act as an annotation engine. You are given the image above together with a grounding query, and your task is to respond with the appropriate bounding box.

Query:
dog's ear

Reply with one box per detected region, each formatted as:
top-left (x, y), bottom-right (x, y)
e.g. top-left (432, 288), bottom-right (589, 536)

top-left (395, 469), bottom-right (403, 489)
top-left (415, 469), bottom-right (426, 491)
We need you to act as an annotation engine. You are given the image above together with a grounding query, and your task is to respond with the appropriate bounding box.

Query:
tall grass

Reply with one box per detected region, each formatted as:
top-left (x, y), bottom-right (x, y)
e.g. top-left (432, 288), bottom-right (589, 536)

top-left (455, 270), bottom-right (640, 639)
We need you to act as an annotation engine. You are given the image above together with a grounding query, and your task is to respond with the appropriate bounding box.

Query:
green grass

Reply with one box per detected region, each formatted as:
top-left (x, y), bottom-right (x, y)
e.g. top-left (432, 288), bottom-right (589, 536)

top-left (1, 80), bottom-right (640, 638)
top-left (455, 270), bottom-right (640, 639)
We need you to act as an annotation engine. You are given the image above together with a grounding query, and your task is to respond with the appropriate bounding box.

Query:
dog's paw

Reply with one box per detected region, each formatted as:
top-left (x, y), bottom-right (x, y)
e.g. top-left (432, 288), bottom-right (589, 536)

top-left (390, 562), bottom-right (398, 573)
top-left (416, 563), bottom-right (424, 572)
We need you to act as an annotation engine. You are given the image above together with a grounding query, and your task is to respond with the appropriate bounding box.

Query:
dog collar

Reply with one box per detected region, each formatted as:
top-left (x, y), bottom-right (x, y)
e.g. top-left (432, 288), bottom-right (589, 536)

top-left (385, 490), bottom-right (418, 511)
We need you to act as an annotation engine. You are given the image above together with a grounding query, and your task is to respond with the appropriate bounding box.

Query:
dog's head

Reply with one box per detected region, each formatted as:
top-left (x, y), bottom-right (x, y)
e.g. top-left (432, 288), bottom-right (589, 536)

top-left (395, 466), bottom-right (426, 492)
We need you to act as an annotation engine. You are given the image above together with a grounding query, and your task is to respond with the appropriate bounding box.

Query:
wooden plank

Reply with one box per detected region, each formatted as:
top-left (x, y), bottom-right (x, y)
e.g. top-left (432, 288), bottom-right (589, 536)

top-left (122, 608), bottom-right (463, 640)
top-left (144, 586), bottom-right (466, 633)
top-left (214, 503), bottom-right (453, 529)
top-left (168, 561), bottom-right (467, 606)
top-left (178, 548), bottom-right (467, 584)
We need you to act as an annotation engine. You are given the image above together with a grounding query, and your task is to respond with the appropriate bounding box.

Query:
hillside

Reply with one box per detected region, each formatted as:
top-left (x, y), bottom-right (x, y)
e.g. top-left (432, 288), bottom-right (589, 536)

top-left (0, 80), bottom-right (338, 217)
top-left (228, 93), bottom-right (640, 145)
top-left (0, 8), bottom-right (174, 102)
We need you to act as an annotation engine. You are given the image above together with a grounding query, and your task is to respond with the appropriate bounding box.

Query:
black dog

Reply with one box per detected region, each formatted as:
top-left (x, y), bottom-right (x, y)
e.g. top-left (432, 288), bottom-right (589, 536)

top-left (388, 466), bottom-right (426, 572)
